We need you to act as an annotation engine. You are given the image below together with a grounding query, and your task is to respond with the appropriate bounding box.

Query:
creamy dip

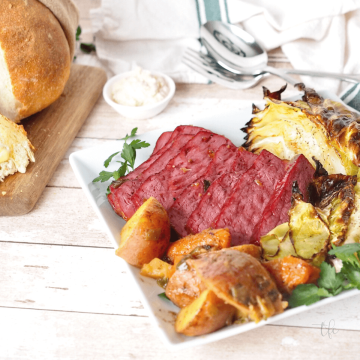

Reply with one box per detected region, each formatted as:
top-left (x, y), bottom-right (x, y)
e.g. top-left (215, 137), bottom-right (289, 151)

top-left (112, 67), bottom-right (169, 107)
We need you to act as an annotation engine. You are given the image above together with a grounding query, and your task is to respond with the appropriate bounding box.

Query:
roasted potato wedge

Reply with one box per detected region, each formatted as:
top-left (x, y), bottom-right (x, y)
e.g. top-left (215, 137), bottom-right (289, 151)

top-left (115, 197), bottom-right (170, 267)
top-left (165, 267), bottom-right (206, 308)
top-left (140, 258), bottom-right (173, 280)
top-left (166, 228), bottom-right (231, 263)
top-left (262, 256), bottom-right (320, 294)
top-left (175, 289), bottom-right (235, 336)
top-left (188, 249), bottom-right (285, 323)
top-left (231, 244), bottom-right (262, 260)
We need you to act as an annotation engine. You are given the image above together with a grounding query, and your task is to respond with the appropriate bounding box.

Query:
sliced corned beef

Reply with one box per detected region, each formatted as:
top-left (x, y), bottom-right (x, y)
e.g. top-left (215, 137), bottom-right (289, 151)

top-left (250, 154), bottom-right (315, 244)
top-left (132, 131), bottom-right (233, 212)
top-left (152, 131), bottom-right (172, 155)
top-left (214, 150), bottom-right (286, 245)
top-left (186, 148), bottom-right (257, 235)
top-left (169, 143), bottom-right (238, 237)
top-left (109, 134), bottom-right (193, 220)
top-left (107, 125), bottom-right (210, 218)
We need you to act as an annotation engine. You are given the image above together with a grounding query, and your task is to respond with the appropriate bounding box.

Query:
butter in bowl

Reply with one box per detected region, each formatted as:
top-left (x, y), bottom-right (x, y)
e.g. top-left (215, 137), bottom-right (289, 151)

top-left (103, 67), bottom-right (176, 120)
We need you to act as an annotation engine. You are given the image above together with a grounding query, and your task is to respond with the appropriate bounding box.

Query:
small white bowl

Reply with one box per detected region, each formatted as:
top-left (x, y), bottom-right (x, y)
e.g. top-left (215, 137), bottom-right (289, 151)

top-left (103, 70), bottom-right (176, 120)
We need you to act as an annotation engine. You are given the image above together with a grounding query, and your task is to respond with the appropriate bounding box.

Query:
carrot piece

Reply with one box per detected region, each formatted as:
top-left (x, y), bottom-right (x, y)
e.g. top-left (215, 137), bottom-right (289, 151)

top-left (166, 228), bottom-right (231, 262)
top-left (262, 256), bottom-right (320, 294)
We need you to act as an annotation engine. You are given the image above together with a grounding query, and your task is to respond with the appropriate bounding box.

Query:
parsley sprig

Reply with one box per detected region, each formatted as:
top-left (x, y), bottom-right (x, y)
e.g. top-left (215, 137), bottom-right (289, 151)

top-left (92, 128), bottom-right (150, 193)
top-left (289, 244), bottom-right (360, 308)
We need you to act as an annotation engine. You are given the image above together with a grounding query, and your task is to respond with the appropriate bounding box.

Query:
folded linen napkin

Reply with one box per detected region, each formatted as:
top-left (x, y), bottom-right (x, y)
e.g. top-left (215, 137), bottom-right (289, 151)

top-left (90, 0), bottom-right (360, 111)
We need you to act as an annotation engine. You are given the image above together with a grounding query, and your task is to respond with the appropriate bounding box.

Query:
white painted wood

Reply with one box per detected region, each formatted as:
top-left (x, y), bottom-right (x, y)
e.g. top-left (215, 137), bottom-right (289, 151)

top-left (48, 138), bottom-right (116, 188)
top-left (1, 307), bottom-right (359, 360)
top-left (0, 188), bottom-right (110, 247)
top-left (0, 242), bottom-right (145, 316)
top-left (1, 0), bottom-right (358, 356)
top-left (0, 241), bottom-right (360, 332)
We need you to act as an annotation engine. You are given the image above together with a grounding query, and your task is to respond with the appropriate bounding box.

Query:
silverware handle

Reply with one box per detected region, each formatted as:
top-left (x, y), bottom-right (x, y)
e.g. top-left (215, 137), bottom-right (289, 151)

top-left (282, 69), bottom-right (360, 83)
top-left (264, 66), bottom-right (298, 86)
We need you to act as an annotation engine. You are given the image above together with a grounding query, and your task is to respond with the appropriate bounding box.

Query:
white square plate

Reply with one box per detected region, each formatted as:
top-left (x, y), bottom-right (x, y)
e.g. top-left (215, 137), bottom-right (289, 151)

top-left (70, 90), bottom-right (359, 350)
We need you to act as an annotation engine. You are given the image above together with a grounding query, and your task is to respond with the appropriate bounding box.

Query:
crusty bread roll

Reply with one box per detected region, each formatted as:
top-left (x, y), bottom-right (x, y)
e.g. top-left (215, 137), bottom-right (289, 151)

top-left (0, 114), bottom-right (35, 182)
top-left (0, 0), bottom-right (71, 122)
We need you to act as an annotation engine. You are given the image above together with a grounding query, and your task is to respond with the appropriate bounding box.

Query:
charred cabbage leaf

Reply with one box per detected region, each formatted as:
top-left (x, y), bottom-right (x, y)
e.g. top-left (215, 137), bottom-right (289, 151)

top-left (260, 223), bottom-right (297, 260)
top-left (289, 189), bottom-right (330, 260)
top-left (309, 166), bottom-right (357, 246)
top-left (345, 169), bottom-right (360, 244)
top-left (243, 84), bottom-right (360, 175)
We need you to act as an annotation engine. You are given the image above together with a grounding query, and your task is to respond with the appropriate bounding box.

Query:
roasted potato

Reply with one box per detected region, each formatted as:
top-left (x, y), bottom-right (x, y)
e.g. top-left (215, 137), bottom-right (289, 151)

top-left (188, 249), bottom-right (285, 323)
top-left (166, 228), bottom-right (231, 263)
top-left (262, 256), bottom-right (321, 294)
top-left (115, 197), bottom-right (170, 267)
top-left (175, 289), bottom-right (235, 336)
top-left (231, 244), bottom-right (262, 260)
top-left (140, 258), bottom-right (173, 280)
top-left (165, 266), bottom-right (206, 308)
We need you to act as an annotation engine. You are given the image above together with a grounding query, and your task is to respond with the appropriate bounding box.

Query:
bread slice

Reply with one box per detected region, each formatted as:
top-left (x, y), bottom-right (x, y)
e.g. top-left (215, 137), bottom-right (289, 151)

top-left (0, 114), bottom-right (35, 182)
top-left (0, 0), bottom-right (71, 122)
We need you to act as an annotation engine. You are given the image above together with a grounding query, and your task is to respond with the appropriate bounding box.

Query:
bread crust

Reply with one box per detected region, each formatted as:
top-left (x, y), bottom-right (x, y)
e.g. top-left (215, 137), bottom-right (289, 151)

top-left (0, 0), bottom-right (71, 122)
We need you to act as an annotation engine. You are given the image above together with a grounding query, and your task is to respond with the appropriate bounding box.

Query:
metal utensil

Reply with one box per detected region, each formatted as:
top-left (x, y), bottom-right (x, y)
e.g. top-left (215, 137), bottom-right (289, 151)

top-left (183, 48), bottom-right (267, 90)
top-left (200, 21), bottom-right (360, 84)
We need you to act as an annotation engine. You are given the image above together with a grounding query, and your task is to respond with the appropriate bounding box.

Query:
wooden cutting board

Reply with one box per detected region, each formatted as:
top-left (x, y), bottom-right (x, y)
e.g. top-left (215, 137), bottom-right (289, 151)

top-left (0, 64), bottom-right (107, 216)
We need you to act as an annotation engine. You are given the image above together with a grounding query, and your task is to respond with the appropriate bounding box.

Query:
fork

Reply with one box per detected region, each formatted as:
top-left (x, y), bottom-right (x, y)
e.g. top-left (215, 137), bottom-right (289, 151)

top-left (182, 48), bottom-right (268, 89)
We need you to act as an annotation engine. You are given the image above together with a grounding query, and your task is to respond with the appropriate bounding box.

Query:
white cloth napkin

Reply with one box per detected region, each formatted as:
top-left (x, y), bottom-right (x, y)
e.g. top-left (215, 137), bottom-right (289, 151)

top-left (90, 0), bottom-right (360, 99)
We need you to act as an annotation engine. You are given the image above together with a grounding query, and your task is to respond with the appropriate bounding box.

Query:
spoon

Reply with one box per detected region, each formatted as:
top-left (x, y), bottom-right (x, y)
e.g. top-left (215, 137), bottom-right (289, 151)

top-left (200, 21), bottom-right (360, 84)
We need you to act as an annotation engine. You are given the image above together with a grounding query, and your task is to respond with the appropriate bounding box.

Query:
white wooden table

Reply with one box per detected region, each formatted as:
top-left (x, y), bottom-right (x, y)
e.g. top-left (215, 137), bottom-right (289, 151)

top-left (1, 1), bottom-right (360, 358)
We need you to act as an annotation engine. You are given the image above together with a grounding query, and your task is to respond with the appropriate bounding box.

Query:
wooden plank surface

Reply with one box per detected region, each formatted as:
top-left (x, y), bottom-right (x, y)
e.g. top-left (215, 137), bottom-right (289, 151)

top-left (1, 0), bottom-right (358, 358)
top-left (0, 64), bottom-right (107, 216)
top-left (1, 307), bottom-right (359, 360)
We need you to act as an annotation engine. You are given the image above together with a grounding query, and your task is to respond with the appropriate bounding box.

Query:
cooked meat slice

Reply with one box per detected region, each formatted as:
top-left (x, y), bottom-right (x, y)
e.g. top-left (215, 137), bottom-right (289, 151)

top-left (109, 134), bottom-right (193, 220)
top-left (108, 125), bottom-right (210, 219)
top-left (132, 132), bottom-right (233, 211)
top-left (214, 150), bottom-right (286, 245)
top-left (169, 143), bottom-right (238, 237)
top-left (186, 148), bottom-right (257, 235)
top-left (152, 131), bottom-right (172, 155)
top-left (251, 154), bottom-right (315, 244)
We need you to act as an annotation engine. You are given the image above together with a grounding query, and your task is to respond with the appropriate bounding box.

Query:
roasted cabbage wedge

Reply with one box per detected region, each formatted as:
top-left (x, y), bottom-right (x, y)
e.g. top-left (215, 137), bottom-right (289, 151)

top-left (346, 168), bottom-right (360, 243)
top-left (309, 163), bottom-right (357, 246)
top-left (289, 188), bottom-right (330, 259)
top-left (260, 182), bottom-right (329, 264)
top-left (243, 84), bottom-right (360, 175)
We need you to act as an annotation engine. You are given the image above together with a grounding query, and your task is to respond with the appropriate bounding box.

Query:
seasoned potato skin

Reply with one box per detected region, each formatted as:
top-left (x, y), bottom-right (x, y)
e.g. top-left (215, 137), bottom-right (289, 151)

top-left (175, 289), bottom-right (235, 336)
top-left (188, 249), bottom-right (285, 323)
top-left (166, 228), bottom-right (231, 263)
top-left (166, 267), bottom-right (206, 308)
top-left (231, 244), bottom-right (262, 260)
top-left (140, 258), bottom-right (172, 280)
top-left (115, 197), bottom-right (170, 267)
top-left (262, 256), bottom-right (320, 294)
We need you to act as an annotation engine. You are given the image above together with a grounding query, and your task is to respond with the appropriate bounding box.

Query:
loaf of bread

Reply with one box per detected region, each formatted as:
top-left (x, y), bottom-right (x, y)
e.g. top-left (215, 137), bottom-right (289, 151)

top-left (0, 114), bottom-right (35, 182)
top-left (0, 0), bottom-right (72, 122)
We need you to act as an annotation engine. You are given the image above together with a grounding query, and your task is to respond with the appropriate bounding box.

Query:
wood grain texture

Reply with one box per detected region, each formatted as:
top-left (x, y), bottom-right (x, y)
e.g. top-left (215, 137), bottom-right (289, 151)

top-left (0, 64), bottom-right (107, 216)
top-left (2, 0), bottom-right (359, 358)
top-left (0, 241), bottom-right (360, 330)
top-left (1, 307), bottom-right (359, 360)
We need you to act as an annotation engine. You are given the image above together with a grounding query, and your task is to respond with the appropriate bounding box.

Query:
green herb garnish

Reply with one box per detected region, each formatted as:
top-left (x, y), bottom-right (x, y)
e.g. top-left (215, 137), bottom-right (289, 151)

top-left (80, 43), bottom-right (96, 54)
top-left (76, 26), bottom-right (82, 41)
top-left (158, 292), bottom-right (170, 301)
top-left (92, 127), bottom-right (150, 194)
top-left (289, 244), bottom-right (360, 308)
top-left (74, 26), bottom-right (97, 58)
